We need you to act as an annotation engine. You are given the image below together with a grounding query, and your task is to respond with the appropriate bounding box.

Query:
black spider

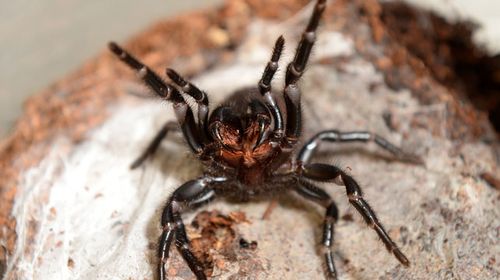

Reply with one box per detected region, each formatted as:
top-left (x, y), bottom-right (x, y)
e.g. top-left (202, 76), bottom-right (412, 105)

top-left (109, 0), bottom-right (420, 279)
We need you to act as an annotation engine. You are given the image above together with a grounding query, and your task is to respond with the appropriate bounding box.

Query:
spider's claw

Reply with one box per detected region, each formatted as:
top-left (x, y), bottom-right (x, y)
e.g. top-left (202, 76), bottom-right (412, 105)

top-left (399, 152), bottom-right (425, 165)
top-left (108, 41), bottom-right (130, 61)
top-left (130, 155), bottom-right (147, 170)
top-left (325, 251), bottom-right (338, 279)
top-left (108, 41), bottom-right (121, 53)
top-left (393, 248), bottom-right (410, 266)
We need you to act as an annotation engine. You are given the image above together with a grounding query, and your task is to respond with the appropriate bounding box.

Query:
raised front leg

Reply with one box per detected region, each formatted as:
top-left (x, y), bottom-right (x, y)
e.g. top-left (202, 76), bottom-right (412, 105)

top-left (259, 36), bottom-right (285, 140)
top-left (159, 176), bottom-right (226, 280)
top-left (283, 0), bottom-right (327, 143)
top-left (294, 179), bottom-right (339, 279)
top-left (108, 42), bottom-right (205, 155)
top-left (298, 130), bottom-right (423, 164)
top-left (301, 163), bottom-right (410, 267)
top-left (166, 68), bottom-right (211, 143)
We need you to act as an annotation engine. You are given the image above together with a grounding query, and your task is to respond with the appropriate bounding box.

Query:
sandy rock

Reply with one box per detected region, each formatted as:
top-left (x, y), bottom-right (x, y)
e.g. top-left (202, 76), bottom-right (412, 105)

top-left (1, 1), bottom-right (498, 279)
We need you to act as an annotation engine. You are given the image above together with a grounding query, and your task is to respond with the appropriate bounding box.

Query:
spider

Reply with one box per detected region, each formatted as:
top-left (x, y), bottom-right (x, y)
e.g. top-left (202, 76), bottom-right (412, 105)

top-left (109, 0), bottom-right (419, 279)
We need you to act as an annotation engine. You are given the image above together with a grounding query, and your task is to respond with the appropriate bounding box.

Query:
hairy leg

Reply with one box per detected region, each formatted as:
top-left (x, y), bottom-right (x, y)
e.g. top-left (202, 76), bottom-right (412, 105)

top-left (259, 36), bottom-right (285, 140)
top-left (159, 176), bottom-right (226, 280)
top-left (294, 179), bottom-right (339, 279)
top-left (283, 0), bottom-right (327, 143)
top-left (109, 42), bottom-right (206, 155)
top-left (166, 68), bottom-right (211, 143)
top-left (301, 163), bottom-right (410, 266)
top-left (298, 130), bottom-right (423, 164)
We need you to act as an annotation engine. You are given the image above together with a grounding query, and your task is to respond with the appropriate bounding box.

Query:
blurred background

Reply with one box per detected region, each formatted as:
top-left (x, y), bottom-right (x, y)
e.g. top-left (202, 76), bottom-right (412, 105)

top-left (0, 0), bottom-right (222, 139)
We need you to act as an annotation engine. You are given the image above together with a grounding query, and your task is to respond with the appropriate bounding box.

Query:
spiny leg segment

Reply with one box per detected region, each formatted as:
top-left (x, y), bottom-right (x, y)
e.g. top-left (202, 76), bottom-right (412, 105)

top-left (166, 68), bottom-right (210, 142)
top-left (258, 36), bottom-right (285, 139)
top-left (298, 130), bottom-right (423, 164)
top-left (283, 0), bottom-right (327, 143)
top-left (294, 179), bottom-right (339, 278)
top-left (108, 42), bottom-right (206, 158)
top-left (301, 163), bottom-right (410, 267)
top-left (159, 177), bottom-right (224, 280)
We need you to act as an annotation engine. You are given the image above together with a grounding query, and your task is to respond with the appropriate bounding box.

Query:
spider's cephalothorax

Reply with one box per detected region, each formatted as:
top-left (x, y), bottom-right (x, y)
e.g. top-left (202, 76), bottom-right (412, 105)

top-left (109, 0), bottom-right (420, 279)
top-left (206, 89), bottom-right (284, 186)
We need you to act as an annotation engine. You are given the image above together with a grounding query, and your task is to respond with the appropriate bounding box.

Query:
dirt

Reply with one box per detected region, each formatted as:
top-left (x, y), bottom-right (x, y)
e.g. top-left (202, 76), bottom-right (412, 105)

top-left (351, 0), bottom-right (496, 141)
top-left (171, 210), bottom-right (252, 277)
top-left (238, 238), bottom-right (258, 250)
top-left (380, 1), bottom-right (500, 135)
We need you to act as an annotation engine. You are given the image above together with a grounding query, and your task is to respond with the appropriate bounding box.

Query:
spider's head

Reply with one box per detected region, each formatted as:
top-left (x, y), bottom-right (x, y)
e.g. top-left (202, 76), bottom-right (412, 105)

top-left (209, 100), bottom-right (277, 168)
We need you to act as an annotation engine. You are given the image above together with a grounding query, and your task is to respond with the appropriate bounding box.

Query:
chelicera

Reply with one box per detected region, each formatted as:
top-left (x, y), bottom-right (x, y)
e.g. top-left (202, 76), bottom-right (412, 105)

top-left (109, 0), bottom-right (420, 279)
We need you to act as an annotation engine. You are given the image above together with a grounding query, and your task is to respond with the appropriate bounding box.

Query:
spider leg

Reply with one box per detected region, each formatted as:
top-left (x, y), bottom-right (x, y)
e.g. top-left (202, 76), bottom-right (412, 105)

top-left (283, 0), bottom-right (327, 143)
top-left (301, 163), bottom-right (410, 267)
top-left (298, 130), bottom-right (423, 164)
top-left (159, 176), bottom-right (225, 280)
top-left (259, 36), bottom-right (285, 139)
top-left (130, 121), bottom-right (179, 169)
top-left (294, 179), bottom-right (339, 279)
top-left (108, 42), bottom-right (205, 155)
top-left (166, 69), bottom-right (211, 143)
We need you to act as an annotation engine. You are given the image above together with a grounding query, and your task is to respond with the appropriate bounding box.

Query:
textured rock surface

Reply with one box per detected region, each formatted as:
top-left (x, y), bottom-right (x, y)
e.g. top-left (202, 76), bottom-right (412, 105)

top-left (1, 1), bottom-right (499, 279)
